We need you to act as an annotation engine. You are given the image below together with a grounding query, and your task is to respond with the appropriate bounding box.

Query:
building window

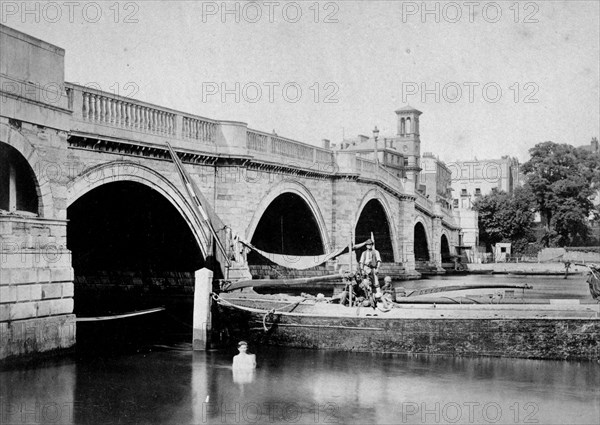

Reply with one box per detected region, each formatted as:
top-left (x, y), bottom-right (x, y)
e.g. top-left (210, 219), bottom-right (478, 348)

top-left (461, 189), bottom-right (467, 197)
top-left (475, 188), bottom-right (481, 196)
top-left (453, 199), bottom-right (459, 208)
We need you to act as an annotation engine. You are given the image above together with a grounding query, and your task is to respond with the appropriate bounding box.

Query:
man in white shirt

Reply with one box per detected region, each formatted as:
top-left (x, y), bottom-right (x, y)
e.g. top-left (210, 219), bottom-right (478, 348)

top-left (232, 340), bottom-right (256, 369)
top-left (359, 240), bottom-right (382, 298)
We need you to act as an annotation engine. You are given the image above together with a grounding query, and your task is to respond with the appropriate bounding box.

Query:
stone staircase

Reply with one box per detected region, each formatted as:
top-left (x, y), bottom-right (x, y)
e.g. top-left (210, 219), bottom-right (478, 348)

top-left (249, 261), bottom-right (419, 281)
top-left (415, 261), bottom-right (445, 275)
top-left (378, 262), bottom-right (411, 280)
top-left (248, 262), bottom-right (337, 280)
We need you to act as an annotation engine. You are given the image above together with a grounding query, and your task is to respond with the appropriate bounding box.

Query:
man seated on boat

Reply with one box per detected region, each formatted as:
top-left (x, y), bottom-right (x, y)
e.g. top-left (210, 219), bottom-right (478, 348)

top-left (381, 276), bottom-right (396, 303)
top-left (337, 274), bottom-right (370, 307)
top-left (232, 341), bottom-right (256, 370)
top-left (358, 276), bottom-right (375, 307)
top-left (359, 240), bottom-right (382, 299)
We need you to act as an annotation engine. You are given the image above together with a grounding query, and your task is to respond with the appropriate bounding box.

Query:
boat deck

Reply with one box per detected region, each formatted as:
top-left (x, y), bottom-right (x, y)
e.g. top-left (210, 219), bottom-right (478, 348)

top-left (219, 293), bottom-right (600, 320)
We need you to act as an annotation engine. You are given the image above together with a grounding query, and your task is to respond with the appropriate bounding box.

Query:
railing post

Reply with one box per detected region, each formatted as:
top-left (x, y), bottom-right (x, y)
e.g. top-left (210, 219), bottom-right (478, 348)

top-left (174, 114), bottom-right (183, 138)
top-left (70, 86), bottom-right (83, 120)
top-left (193, 268), bottom-right (213, 351)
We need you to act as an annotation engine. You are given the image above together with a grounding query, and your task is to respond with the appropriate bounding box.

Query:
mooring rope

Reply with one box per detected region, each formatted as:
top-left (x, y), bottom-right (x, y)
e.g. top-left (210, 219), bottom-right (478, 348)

top-left (263, 309), bottom-right (276, 332)
top-left (212, 293), bottom-right (308, 332)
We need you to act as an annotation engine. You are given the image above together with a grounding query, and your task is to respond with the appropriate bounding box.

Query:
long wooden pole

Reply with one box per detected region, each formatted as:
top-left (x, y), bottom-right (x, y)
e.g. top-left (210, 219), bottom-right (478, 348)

top-left (166, 142), bottom-right (230, 267)
top-left (349, 230), bottom-right (353, 307)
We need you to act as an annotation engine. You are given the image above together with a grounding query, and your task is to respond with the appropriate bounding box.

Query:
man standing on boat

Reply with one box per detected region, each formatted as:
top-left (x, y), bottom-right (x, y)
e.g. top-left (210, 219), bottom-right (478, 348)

top-left (359, 239), bottom-right (382, 298)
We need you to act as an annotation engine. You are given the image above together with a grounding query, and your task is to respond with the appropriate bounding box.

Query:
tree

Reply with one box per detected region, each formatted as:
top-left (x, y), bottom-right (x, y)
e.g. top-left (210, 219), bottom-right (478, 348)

top-left (472, 187), bottom-right (536, 253)
top-left (521, 142), bottom-right (599, 246)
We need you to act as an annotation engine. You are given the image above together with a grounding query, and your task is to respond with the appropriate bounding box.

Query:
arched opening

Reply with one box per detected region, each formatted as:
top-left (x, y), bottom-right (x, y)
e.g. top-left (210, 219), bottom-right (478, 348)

top-left (355, 199), bottom-right (394, 262)
top-left (67, 181), bottom-right (203, 349)
top-left (249, 192), bottom-right (324, 265)
top-left (405, 117), bottom-right (412, 134)
top-left (441, 234), bottom-right (451, 262)
top-left (414, 222), bottom-right (430, 261)
top-left (400, 118), bottom-right (406, 135)
top-left (0, 143), bottom-right (39, 215)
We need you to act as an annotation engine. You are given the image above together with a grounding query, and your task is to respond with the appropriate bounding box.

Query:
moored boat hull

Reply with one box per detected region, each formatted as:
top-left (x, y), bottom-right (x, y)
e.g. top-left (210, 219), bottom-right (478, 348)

top-left (214, 293), bottom-right (600, 361)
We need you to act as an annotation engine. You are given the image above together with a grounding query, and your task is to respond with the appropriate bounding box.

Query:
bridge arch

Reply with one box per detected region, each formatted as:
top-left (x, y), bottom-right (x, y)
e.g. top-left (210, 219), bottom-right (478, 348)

top-left (0, 123), bottom-right (53, 218)
top-left (355, 190), bottom-right (396, 262)
top-left (66, 160), bottom-right (211, 257)
top-left (245, 179), bottom-right (329, 257)
top-left (66, 161), bottom-right (210, 329)
top-left (440, 232), bottom-right (451, 262)
top-left (413, 217), bottom-right (431, 262)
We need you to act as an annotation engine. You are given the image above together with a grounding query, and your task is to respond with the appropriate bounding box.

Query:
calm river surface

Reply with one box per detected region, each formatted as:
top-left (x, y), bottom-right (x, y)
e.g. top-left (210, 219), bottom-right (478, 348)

top-left (2, 275), bottom-right (599, 425)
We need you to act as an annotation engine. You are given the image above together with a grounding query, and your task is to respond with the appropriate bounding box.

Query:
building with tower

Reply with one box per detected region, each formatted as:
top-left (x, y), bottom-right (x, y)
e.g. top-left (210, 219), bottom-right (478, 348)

top-left (334, 106), bottom-right (457, 272)
top-left (335, 106), bottom-right (425, 190)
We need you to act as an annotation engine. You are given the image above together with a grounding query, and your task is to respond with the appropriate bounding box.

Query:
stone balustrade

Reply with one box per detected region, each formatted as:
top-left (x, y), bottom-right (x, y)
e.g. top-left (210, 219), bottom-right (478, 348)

top-left (356, 157), bottom-right (377, 174)
top-left (67, 83), bottom-right (218, 150)
top-left (246, 129), bottom-right (335, 167)
top-left (182, 115), bottom-right (216, 142)
top-left (67, 83), bottom-right (412, 198)
top-left (80, 90), bottom-right (177, 136)
top-left (354, 157), bottom-right (405, 192)
top-left (247, 130), bottom-right (269, 152)
top-left (415, 191), bottom-right (434, 210)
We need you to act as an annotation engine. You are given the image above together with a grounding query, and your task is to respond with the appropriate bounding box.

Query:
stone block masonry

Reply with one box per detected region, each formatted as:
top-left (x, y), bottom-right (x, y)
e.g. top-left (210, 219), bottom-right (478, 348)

top-left (1, 216), bottom-right (74, 360)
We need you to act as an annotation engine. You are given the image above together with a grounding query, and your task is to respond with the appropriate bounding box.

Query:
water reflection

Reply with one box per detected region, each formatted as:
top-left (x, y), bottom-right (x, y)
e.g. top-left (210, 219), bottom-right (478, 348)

top-left (1, 360), bottom-right (76, 424)
top-left (1, 344), bottom-right (598, 424)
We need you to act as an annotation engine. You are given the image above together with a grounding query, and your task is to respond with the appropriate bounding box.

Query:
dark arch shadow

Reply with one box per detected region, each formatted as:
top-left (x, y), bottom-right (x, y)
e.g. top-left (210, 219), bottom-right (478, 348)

top-left (67, 181), bottom-right (204, 350)
top-left (355, 199), bottom-right (394, 262)
top-left (0, 142), bottom-right (39, 214)
top-left (441, 234), bottom-right (451, 262)
top-left (248, 192), bottom-right (324, 265)
top-left (414, 222), bottom-right (430, 261)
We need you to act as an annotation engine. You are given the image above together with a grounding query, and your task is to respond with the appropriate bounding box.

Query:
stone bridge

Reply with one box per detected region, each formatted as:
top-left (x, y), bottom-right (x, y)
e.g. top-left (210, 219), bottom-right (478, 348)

top-left (0, 25), bottom-right (460, 360)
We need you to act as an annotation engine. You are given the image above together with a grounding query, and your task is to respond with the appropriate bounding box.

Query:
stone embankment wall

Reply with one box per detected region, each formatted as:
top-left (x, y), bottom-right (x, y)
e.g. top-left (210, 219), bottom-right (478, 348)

top-left (538, 248), bottom-right (600, 264)
top-left (468, 263), bottom-right (588, 274)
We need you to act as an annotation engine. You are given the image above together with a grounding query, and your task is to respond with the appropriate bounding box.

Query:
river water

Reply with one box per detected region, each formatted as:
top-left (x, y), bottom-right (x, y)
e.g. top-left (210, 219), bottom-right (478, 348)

top-left (2, 275), bottom-right (599, 425)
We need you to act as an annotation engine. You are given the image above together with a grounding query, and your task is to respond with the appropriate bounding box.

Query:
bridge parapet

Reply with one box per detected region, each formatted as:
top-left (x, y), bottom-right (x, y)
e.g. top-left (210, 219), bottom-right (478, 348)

top-left (357, 158), bottom-right (406, 192)
top-left (246, 128), bottom-right (334, 169)
top-left (65, 83), bottom-right (411, 197)
top-left (415, 191), bottom-right (434, 211)
top-left (66, 83), bottom-right (218, 151)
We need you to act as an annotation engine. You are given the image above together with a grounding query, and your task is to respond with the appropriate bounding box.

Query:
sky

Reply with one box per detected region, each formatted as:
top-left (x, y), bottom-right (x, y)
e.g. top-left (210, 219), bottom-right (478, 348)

top-left (3, 0), bottom-right (599, 163)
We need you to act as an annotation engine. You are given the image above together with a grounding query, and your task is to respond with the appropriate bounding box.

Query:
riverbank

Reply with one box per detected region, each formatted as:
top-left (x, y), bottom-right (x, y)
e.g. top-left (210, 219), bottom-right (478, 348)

top-left (468, 262), bottom-right (589, 275)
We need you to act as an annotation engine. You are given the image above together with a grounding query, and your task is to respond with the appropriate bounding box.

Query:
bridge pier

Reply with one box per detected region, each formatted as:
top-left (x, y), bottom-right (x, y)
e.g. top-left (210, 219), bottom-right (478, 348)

top-left (193, 268), bottom-right (213, 351)
top-left (0, 214), bottom-right (75, 360)
top-left (431, 215), bottom-right (446, 273)
top-left (398, 199), bottom-right (418, 276)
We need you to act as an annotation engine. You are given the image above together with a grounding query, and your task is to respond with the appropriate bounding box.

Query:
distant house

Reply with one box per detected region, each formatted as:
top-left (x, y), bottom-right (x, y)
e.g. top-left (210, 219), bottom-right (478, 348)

top-left (577, 137), bottom-right (599, 154)
top-left (446, 156), bottom-right (521, 210)
top-left (444, 156), bottom-right (520, 259)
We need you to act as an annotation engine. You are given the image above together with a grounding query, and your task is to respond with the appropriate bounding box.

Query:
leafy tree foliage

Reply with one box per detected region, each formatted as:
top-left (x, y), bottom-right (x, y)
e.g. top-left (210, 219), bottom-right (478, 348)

top-left (521, 142), bottom-right (600, 246)
top-left (472, 187), bottom-right (536, 253)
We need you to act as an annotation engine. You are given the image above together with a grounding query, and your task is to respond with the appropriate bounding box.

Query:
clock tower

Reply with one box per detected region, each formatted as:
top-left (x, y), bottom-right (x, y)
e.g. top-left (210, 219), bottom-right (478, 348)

top-left (394, 105), bottom-right (422, 191)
